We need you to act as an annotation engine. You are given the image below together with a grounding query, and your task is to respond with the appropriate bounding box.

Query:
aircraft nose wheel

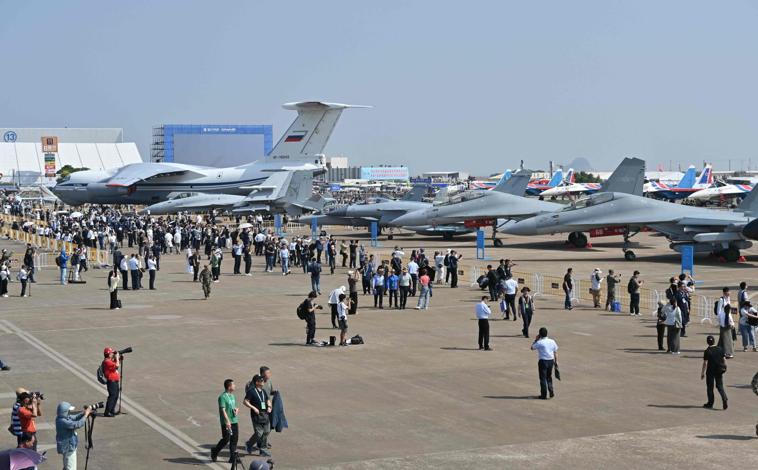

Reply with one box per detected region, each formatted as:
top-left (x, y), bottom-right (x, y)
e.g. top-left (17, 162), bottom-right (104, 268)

top-left (493, 239), bottom-right (503, 247)
top-left (568, 232), bottom-right (588, 248)
top-left (624, 250), bottom-right (636, 261)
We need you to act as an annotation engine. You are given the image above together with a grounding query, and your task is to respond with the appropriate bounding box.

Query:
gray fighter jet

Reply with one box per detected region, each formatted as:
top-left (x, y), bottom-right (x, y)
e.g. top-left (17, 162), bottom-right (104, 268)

top-left (505, 158), bottom-right (758, 261)
top-left (389, 170), bottom-right (561, 246)
top-left (141, 170), bottom-right (324, 216)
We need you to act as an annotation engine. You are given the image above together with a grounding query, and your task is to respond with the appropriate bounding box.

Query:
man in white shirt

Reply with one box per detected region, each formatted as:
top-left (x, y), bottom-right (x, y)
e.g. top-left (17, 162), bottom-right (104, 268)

top-left (337, 293), bottom-right (350, 346)
top-left (147, 255), bottom-right (157, 290)
top-left (716, 288), bottom-right (735, 358)
top-left (531, 327), bottom-right (559, 399)
top-left (475, 296), bottom-right (492, 351)
top-left (328, 286), bottom-right (346, 329)
top-left (590, 268), bottom-right (603, 308)
top-left (502, 274), bottom-right (519, 321)
top-left (406, 260), bottom-right (419, 296)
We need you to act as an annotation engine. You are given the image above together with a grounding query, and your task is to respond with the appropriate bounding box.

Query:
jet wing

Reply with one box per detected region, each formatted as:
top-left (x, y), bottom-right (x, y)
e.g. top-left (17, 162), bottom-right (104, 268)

top-left (105, 163), bottom-right (204, 187)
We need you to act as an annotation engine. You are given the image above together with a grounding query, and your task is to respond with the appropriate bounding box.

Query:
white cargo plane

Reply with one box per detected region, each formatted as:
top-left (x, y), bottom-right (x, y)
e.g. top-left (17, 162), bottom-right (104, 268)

top-left (52, 101), bottom-right (368, 206)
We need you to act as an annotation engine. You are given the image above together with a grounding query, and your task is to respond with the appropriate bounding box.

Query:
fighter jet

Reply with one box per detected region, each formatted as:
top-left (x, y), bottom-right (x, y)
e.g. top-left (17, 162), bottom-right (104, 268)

top-left (390, 170), bottom-right (561, 246)
top-left (141, 169), bottom-right (324, 216)
top-left (52, 101), bottom-right (368, 205)
top-left (505, 158), bottom-right (758, 261)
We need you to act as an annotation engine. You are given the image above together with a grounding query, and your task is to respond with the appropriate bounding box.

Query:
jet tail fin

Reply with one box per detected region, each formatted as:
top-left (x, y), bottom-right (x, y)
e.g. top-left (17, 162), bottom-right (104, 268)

top-left (546, 169), bottom-right (563, 187)
top-left (401, 185), bottom-right (427, 202)
top-left (677, 166), bottom-right (696, 188)
top-left (268, 101), bottom-right (370, 166)
top-left (601, 157), bottom-right (645, 195)
top-left (695, 164), bottom-right (713, 187)
top-left (565, 168), bottom-right (575, 184)
top-left (494, 169), bottom-right (532, 195)
top-left (737, 184), bottom-right (758, 217)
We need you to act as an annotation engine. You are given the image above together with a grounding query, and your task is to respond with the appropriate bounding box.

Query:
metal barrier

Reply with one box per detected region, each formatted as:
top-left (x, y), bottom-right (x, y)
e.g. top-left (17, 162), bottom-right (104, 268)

top-left (698, 295), bottom-right (713, 324)
top-left (532, 273), bottom-right (545, 298)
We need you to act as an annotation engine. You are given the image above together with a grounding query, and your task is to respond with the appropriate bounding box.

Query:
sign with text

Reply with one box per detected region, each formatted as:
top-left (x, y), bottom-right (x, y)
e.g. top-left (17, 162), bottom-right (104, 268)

top-left (44, 153), bottom-right (56, 177)
top-left (360, 166), bottom-right (409, 181)
top-left (41, 136), bottom-right (58, 153)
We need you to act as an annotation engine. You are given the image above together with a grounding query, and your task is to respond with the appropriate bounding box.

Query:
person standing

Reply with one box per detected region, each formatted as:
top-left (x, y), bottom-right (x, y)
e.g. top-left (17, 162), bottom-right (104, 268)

top-left (337, 293), bottom-right (350, 346)
top-left (372, 269), bottom-right (385, 309)
top-left (244, 375), bottom-right (272, 457)
top-left (328, 286), bottom-right (345, 329)
top-left (387, 270), bottom-right (399, 309)
top-left (200, 265), bottom-right (212, 299)
top-left (55, 400), bottom-right (91, 470)
top-left (147, 254), bottom-right (157, 290)
top-left (210, 249), bottom-right (221, 281)
top-left (737, 281), bottom-right (749, 310)
top-left (486, 265), bottom-right (499, 301)
top-left (738, 301), bottom-right (758, 352)
top-left (716, 288), bottom-right (735, 358)
top-left (589, 268), bottom-right (603, 308)
top-left (58, 249), bottom-right (69, 285)
top-left (232, 242), bottom-right (242, 275)
top-left (309, 258), bottom-right (322, 295)
top-left (119, 252), bottom-right (129, 290)
top-left (407, 258), bottom-right (419, 296)
top-left (663, 297), bottom-right (682, 354)
top-left (655, 301), bottom-right (667, 351)
top-left (349, 240), bottom-right (357, 269)
top-left (562, 268), bottom-right (573, 310)
top-left (475, 296), bottom-right (492, 351)
top-left (302, 291), bottom-right (319, 345)
top-left (676, 281), bottom-right (691, 337)
top-left (347, 271), bottom-right (359, 314)
top-left (18, 265), bottom-right (28, 297)
top-left (279, 243), bottom-right (290, 275)
top-left (605, 270), bottom-right (620, 311)
top-left (243, 244), bottom-right (253, 276)
top-left (518, 287), bottom-right (534, 338)
top-left (531, 327), bottom-right (558, 399)
top-left (102, 348), bottom-right (121, 417)
top-left (415, 269), bottom-right (431, 310)
top-left (502, 274), bottom-right (518, 321)
top-left (108, 268), bottom-right (121, 309)
top-left (701, 335), bottom-right (728, 410)
top-left (628, 270), bottom-right (642, 316)
top-left (211, 379), bottom-right (240, 463)
top-left (398, 267), bottom-right (411, 310)
top-left (448, 250), bottom-right (461, 288)
top-left (128, 254), bottom-right (140, 291)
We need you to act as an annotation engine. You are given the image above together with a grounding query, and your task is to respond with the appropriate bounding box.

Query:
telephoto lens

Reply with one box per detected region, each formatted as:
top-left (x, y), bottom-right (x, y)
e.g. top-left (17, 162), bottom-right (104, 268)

top-left (118, 347), bottom-right (133, 355)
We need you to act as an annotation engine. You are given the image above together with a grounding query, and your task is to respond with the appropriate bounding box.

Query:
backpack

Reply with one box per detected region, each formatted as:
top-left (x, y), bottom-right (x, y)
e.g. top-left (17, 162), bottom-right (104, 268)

top-left (96, 364), bottom-right (107, 385)
top-left (55, 256), bottom-right (61, 267)
top-left (627, 278), bottom-right (636, 294)
top-left (443, 255), bottom-right (450, 267)
top-left (665, 287), bottom-right (675, 300)
top-left (296, 300), bottom-right (307, 320)
top-left (350, 335), bottom-right (364, 345)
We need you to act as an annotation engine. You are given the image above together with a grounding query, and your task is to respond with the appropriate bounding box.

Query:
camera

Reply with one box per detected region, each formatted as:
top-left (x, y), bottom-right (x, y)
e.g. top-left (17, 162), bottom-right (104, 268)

top-left (83, 401), bottom-right (105, 411)
top-left (118, 347), bottom-right (133, 355)
top-left (31, 391), bottom-right (44, 400)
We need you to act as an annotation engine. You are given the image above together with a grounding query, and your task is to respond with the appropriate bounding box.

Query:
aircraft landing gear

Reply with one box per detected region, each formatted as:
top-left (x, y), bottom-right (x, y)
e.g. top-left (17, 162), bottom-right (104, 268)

top-left (567, 231), bottom-right (587, 248)
top-left (721, 247), bottom-right (740, 262)
top-left (493, 238), bottom-right (503, 247)
top-left (491, 221), bottom-right (504, 247)
top-left (622, 227), bottom-right (639, 261)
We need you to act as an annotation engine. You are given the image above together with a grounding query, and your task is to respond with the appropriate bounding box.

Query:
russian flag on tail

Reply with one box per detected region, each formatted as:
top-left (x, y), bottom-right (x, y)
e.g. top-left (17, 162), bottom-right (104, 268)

top-left (285, 131), bottom-right (307, 142)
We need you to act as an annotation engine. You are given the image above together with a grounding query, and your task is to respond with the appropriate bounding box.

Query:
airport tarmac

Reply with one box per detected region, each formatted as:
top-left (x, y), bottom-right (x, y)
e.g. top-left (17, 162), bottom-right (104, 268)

top-left (1, 230), bottom-right (757, 469)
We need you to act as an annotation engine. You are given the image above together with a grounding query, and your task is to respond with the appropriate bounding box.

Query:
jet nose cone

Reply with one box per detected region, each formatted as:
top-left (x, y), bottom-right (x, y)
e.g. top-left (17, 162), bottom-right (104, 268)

top-left (503, 217), bottom-right (538, 236)
top-left (743, 219), bottom-right (758, 241)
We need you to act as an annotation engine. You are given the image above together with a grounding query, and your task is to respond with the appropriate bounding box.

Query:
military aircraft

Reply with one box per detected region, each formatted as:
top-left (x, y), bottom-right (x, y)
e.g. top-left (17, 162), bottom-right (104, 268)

top-left (389, 170), bottom-right (562, 246)
top-left (538, 169), bottom-right (602, 198)
top-left (686, 180), bottom-right (754, 203)
top-left (52, 101), bottom-right (368, 205)
top-left (644, 164), bottom-right (712, 201)
top-left (504, 158), bottom-right (758, 261)
top-left (140, 169), bottom-right (325, 216)
top-left (525, 168), bottom-right (564, 196)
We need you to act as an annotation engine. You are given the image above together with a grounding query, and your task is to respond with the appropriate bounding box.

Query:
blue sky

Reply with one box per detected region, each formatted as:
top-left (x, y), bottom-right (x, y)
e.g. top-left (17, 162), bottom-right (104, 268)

top-left (2, 0), bottom-right (757, 175)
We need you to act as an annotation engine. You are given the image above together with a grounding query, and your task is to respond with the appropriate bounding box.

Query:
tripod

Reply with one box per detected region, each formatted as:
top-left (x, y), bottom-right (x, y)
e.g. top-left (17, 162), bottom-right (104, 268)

top-left (83, 412), bottom-right (96, 470)
top-left (118, 356), bottom-right (125, 415)
top-left (229, 452), bottom-right (244, 470)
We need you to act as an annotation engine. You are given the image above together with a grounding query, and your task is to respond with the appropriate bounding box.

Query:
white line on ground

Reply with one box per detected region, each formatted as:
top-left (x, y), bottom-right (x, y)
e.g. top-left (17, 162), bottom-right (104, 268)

top-left (0, 320), bottom-right (226, 470)
top-left (571, 331), bottom-right (593, 336)
top-left (0, 392), bottom-right (17, 399)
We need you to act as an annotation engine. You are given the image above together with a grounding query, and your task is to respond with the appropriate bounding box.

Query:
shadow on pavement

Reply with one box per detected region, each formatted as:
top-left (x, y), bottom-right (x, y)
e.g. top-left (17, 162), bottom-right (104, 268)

top-left (647, 404), bottom-right (702, 409)
top-left (483, 395), bottom-right (537, 400)
top-left (696, 434), bottom-right (756, 441)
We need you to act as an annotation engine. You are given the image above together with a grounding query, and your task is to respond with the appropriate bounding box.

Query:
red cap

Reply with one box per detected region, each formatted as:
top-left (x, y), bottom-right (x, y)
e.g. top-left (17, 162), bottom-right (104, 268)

top-left (103, 347), bottom-right (114, 357)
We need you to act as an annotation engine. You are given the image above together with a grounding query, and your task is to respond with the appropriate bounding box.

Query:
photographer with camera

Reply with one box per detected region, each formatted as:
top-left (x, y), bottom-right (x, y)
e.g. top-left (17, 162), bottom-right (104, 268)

top-left (16, 391), bottom-right (42, 450)
top-left (101, 348), bottom-right (121, 417)
top-left (55, 401), bottom-right (92, 470)
top-left (301, 291), bottom-right (322, 345)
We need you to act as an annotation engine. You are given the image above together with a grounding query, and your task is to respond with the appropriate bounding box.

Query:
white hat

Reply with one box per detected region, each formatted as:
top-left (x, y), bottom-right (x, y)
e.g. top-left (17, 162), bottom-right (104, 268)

top-left (339, 286), bottom-right (346, 292)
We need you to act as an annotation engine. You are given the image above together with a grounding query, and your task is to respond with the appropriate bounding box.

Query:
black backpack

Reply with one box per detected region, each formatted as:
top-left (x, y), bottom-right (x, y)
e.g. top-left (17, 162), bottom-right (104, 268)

top-left (96, 364), bottom-right (107, 385)
top-left (627, 278), bottom-right (636, 294)
top-left (296, 300), bottom-right (308, 320)
top-left (350, 335), bottom-right (364, 345)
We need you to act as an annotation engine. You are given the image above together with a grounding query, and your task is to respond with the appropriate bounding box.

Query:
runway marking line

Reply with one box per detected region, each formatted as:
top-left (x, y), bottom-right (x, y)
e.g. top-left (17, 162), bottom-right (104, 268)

top-left (0, 320), bottom-right (226, 470)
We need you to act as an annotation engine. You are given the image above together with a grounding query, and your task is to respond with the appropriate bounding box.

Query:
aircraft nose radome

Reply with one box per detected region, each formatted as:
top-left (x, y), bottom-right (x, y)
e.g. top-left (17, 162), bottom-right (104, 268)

top-left (743, 219), bottom-right (758, 240)
top-left (503, 218), bottom-right (538, 236)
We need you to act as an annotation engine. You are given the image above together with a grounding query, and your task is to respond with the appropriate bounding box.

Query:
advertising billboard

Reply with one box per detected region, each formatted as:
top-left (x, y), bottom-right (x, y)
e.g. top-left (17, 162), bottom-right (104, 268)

top-left (360, 166), bottom-right (409, 181)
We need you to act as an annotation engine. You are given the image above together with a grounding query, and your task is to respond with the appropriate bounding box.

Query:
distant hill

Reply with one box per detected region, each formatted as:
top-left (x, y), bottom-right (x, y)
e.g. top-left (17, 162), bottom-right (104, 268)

top-left (564, 157), bottom-right (592, 171)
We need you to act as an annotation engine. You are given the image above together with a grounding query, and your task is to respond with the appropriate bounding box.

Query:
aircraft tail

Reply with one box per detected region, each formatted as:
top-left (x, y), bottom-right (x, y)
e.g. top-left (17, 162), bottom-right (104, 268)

top-left (695, 164), bottom-right (713, 187)
top-left (677, 166), bottom-right (697, 188)
top-left (546, 169), bottom-right (563, 187)
top-left (494, 169), bottom-right (532, 195)
top-left (565, 168), bottom-right (575, 184)
top-left (495, 170), bottom-right (512, 188)
top-left (601, 157), bottom-right (645, 195)
top-left (401, 185), bottom-right (427, 202)
top-left (737, 184), bottom-right (758, 216)
top-left (268, 101), bottom-right (370, 166)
